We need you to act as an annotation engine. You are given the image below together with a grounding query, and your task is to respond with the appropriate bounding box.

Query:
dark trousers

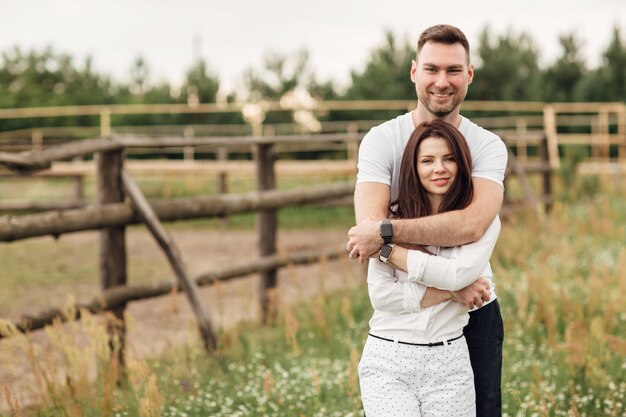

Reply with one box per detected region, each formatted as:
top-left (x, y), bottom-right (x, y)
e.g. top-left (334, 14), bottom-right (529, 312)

top-left (464, 299), bottom-right (504, 417)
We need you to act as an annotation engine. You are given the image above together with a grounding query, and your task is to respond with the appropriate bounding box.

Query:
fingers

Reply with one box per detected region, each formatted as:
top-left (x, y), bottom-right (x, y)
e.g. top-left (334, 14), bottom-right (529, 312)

top-left (347, 238), bottom-right (369, 263)
top-left (468, 288), bottom-right (491, 309)
top-left (467, 277), bottom-right (491, 308)
top-left (346, 238), bottom-right (358, 260)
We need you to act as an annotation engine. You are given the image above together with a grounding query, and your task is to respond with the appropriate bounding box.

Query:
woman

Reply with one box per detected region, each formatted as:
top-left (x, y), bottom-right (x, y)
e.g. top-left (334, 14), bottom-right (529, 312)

top-left (358, 120), bottom-right (500, 417)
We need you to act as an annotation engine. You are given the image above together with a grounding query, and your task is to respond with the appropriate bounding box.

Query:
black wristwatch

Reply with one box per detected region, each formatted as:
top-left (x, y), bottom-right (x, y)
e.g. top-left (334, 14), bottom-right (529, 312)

top-left (380, 219), bottom-right (393, 244)
top-left (379, 244), bottom-right (395, 263)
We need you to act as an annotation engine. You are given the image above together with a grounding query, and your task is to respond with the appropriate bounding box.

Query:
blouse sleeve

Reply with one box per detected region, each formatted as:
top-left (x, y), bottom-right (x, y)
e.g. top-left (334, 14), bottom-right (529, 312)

top-left (405, 217), bottom-right (501, 291)
top-left (366, 258), bottom-right (427, 314)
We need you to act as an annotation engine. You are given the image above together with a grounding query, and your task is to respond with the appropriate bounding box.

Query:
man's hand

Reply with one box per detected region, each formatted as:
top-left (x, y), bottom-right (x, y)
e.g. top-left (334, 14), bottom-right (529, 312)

top-left (450, 277), bottom-right (491, 309)
top-left (346, 219), bottom-right (384, 264)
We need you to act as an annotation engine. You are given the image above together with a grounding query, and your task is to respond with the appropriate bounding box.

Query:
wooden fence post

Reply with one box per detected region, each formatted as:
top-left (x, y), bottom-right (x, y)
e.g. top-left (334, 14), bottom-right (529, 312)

top-left (217, 146), bottom-right (229, 223)
top-left (255, 143), bottom-right (277, 323)
top-left (184, 127), bottom-right (195, 161)
top-left (347, 122), bottom-right (359, 165)
top-left (507, 149), bottom-right (544, 221)
top-left (74, 175), bottom-right (84, 203)
top-left (543, 104), bottom-right (560, 169)
top-left (100, 108), bottom-right (111, 137)
top-left (515, 118), bottom-right (527, 163)
top-left (540, 136), bottom-right (553, 213)
top-left (599, 109), bottom-right (610, 160)
top-left (96, 149), bottom-right (127, 369)
top-left (31, 129), bottom-right (43, 152)
top-left (618, 106), bottom-right (626, 163)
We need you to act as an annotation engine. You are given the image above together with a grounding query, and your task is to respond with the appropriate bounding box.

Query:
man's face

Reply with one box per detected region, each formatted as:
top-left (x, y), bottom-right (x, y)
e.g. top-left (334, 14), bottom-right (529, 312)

top-left (411, 41), bottom-right (474, 119)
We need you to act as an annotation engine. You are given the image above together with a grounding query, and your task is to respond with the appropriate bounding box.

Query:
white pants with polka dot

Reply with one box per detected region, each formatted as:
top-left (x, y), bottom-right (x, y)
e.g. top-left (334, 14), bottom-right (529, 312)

top-left (358, 335), bottom-right (476, 417)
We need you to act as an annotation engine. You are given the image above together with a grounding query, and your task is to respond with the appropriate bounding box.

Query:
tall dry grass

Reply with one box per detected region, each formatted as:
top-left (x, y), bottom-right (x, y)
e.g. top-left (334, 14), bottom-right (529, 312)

top-left (0, 304), bottom-right (167, 417)
top-left (494, 189), bottom-right (626, 416)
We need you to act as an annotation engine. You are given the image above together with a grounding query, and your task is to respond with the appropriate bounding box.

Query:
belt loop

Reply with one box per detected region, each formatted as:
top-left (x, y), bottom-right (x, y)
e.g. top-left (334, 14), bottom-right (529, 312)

top-left (393, 336), bottom-right (399, 354)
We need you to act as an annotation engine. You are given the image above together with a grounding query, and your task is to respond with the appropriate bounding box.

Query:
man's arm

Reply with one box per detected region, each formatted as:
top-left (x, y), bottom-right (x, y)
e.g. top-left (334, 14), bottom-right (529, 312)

top-left (348, 181), bottom-right (389, 262)
top-left (349, 182), bottom-right (429, 261)
top-left (348, 177), bottom-right (503, 261)
top-left (354, 181), bottom-right (452, 309)
top-left (354, 182), bottom-right (390, 224)
top-left (395, 178), bottom-right (503, 246)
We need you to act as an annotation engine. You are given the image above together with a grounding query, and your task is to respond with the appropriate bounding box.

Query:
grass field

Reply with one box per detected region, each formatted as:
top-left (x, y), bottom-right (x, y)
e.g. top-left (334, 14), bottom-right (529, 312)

top-left (1, 170), bottom-right (625, 416)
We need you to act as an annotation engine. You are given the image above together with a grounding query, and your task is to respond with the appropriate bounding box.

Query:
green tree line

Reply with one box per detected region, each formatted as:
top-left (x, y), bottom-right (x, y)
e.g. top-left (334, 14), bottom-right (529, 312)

top-left (0, 25), bottom-right (625, 132)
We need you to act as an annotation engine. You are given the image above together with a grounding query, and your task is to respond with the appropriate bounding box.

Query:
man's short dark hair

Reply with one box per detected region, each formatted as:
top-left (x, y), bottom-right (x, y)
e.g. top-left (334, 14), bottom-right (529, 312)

top-left (417, 24), bottom-right (470, 63)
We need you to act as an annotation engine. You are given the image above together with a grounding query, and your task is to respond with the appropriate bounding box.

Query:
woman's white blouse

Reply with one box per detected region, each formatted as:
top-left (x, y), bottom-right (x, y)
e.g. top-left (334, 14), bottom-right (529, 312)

top-left (367, 217), bottom-right (501, 343)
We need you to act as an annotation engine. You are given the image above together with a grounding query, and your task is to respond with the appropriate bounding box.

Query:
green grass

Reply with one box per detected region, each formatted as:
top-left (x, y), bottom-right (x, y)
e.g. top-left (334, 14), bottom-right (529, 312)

top-left (2, 173), bottom-right (626, 416)
top-left (149, 289), bottom-right (371, 417)
top-left (494, 193), bottom-right (626, 416)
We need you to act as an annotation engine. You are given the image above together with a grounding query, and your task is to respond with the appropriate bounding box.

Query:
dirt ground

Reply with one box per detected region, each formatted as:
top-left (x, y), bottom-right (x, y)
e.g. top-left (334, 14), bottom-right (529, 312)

top-left (0, 228), bottom-right (366, 412)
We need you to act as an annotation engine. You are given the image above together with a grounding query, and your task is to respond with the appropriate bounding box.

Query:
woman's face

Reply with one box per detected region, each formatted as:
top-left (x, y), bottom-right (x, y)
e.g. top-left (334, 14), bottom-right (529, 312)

top-left (416, 136), bottom-right (458, 206)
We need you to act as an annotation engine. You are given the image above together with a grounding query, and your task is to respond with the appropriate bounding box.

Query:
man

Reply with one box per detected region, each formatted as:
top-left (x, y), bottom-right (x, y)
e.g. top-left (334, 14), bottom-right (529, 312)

top-left (346, 24), bottom-right (508, 416)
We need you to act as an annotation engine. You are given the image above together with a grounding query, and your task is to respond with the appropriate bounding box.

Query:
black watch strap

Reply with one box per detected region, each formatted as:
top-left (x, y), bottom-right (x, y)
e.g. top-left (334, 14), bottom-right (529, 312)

top-left (380, 219), bottom-right (393, 244)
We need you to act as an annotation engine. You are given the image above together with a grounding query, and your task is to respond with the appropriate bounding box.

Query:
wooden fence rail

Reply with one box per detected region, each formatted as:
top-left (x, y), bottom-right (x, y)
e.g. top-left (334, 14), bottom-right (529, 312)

top-left (0, 245), bottom-right (346, 340)
top-left (0, 133), bottom-right (361, 173)
top-left (0, 181), bottom-right (355, 241)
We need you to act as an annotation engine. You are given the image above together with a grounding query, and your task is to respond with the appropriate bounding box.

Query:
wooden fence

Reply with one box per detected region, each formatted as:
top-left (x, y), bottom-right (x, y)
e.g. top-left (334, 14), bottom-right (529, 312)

top-left (0, 130), bottom-right (552, 361)
top-left (0, 133), bottom-right (360, 358)
top-left (1, 100), bottom-right (625, 167)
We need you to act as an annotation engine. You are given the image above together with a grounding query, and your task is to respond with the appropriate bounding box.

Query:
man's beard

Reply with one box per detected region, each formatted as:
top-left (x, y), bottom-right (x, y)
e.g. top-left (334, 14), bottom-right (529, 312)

top-left (418, 88), bottom-right (466, 118)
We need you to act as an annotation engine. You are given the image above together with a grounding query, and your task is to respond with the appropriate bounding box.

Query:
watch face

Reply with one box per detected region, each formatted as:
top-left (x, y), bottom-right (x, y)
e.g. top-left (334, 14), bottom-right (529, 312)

top-left (380, 244), bottom-right (393, 258)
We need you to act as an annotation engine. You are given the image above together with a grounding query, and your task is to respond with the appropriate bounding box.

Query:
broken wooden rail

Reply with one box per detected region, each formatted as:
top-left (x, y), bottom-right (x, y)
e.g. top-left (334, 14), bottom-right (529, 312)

top-left (122, 169), bottom-right (217, 351)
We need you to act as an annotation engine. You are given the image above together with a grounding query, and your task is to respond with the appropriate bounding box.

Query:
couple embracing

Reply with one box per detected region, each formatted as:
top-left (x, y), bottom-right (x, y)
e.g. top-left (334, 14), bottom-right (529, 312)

top-left (346, 24), bottom-right (508, 417)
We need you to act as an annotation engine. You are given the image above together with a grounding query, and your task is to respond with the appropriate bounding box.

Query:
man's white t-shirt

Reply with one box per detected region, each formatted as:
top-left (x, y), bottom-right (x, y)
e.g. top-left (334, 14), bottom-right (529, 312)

top-left (356, 112), bottom-right (508, 341)
top-left (357, 112), bottom-right (508, 200)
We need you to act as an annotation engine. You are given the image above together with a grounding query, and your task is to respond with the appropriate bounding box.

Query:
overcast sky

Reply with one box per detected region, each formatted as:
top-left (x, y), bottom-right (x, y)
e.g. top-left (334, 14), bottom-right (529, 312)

top-left (1, 0), bottom-right (625, 94)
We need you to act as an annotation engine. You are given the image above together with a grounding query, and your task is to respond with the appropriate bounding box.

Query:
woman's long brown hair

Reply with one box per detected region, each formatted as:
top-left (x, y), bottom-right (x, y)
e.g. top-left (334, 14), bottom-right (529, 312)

top-left (390, 120), bottom-right (474, 219)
